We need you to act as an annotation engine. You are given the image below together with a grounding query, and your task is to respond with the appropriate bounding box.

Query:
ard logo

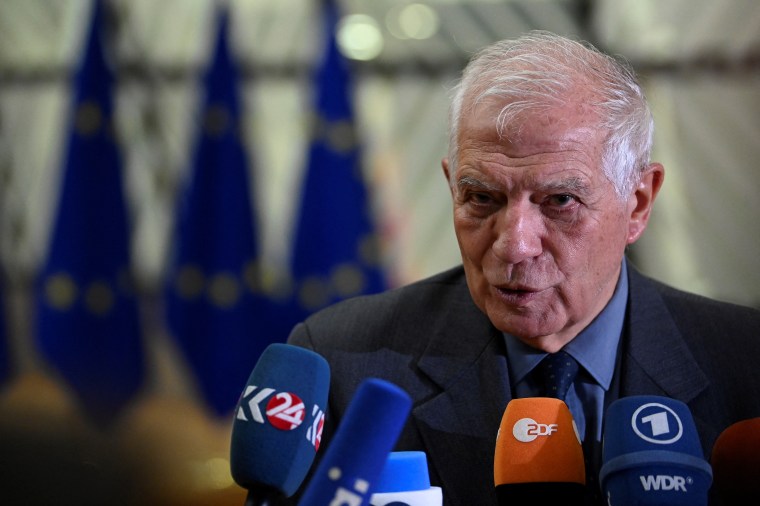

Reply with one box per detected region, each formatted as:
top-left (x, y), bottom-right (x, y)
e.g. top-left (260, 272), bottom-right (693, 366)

top-left (631, 403), bottom-right (683, 445)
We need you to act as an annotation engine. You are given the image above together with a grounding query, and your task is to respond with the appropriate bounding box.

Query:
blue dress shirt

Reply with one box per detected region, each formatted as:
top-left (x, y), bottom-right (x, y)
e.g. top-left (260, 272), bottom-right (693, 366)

top-left (503, 260), bottom-right (628, 486)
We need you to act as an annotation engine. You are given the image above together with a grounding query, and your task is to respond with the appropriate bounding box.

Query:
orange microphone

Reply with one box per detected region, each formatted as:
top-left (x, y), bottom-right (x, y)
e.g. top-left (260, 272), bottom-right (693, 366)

top-left (494, 397), bottom-right (586, 505)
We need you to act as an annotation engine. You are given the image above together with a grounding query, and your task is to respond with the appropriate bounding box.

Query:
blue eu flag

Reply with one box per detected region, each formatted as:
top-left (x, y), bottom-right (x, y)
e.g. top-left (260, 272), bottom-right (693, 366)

top-left (34, 0), bottom-right (144, 425)
top-left (0, 282), bottom-right (9, 386)
top-left (165, 11), bottom-right (273, 417)
top-left (289, 0), bottom-right (387, 322)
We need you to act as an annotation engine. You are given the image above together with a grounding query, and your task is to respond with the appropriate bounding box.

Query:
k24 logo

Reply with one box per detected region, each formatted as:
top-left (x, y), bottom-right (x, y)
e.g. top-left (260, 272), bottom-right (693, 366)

top-left (236, 386), bottom-right (325, 449)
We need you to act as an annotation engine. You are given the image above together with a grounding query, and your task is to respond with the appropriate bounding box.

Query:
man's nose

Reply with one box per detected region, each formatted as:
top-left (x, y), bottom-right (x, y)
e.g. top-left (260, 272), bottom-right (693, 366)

top-left (492, 202), bottom-right (543, 263)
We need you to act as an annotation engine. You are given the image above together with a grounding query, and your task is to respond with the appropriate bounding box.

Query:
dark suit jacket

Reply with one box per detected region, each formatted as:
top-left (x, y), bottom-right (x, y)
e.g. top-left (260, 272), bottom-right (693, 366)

top-left (287, 260), bottom-right (760, 505)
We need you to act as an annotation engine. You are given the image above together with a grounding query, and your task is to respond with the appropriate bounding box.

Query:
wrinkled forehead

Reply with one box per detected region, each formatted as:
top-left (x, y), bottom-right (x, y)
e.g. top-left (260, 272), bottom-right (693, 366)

top-left (459, 92), bottom-right (607, 154)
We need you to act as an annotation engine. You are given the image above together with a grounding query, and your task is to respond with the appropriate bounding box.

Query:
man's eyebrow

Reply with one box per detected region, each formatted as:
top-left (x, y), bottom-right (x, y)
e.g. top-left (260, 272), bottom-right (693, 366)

top-left (456, 176), bottom-right (500, 192)
top-left (536, 176), bottom-right (591, 194)
top-left (456, 175), bottom-right (592, 194)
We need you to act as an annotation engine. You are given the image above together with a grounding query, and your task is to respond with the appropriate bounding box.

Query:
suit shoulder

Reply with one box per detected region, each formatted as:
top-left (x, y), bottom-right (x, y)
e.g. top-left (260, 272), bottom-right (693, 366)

top-left (655, 278), bottom-right (759, 324)
top-left (308, 265), bottom-right (467, 322)
top-left (634, 270), bottom-right (760, 337)
top-left (295, 266), bottom-right (470, 348)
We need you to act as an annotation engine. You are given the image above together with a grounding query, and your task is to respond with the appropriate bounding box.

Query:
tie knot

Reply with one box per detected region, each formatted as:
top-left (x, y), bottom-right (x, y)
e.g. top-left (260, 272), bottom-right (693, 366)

top-left (537, 350), bottom-right (579, 401)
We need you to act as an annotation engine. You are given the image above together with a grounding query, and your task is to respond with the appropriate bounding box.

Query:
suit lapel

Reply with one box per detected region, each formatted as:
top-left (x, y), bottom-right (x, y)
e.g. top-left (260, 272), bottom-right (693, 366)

top-left (412, 284), bottom-right (510, 505)
top-left (622, 265), bottom-right (709, 403)
top-left (621, 264), bottom-right (719, 447)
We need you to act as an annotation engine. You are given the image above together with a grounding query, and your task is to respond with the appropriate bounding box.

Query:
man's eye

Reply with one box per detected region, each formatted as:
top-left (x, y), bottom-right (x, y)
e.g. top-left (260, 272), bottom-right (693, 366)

top-left (547, 194), bottom-right (577, 207)
top-left (469, 192), bottom-right (493, 204)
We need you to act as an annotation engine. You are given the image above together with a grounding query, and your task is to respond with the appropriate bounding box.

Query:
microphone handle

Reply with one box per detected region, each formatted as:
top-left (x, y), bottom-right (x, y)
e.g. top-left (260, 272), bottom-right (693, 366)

top-left (496, 482), bottom-right (586, 505)
top-left (244, 485), bottom-right (285, 506)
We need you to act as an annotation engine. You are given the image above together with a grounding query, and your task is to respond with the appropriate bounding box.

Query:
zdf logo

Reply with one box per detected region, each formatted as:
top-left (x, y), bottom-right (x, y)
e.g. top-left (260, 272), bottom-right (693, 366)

top-left (512, 417), bottom-right (558, 442)
top-left (236, 385), bottom-right (305, 430)
top-left (631, 403), bottom-right (683, 444)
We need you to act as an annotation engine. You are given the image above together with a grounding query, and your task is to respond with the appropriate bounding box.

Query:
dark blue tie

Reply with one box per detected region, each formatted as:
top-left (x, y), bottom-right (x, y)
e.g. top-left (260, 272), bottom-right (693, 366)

top-left (537, 350), bottom-right (579, 401)
top-left (536, 351), bottom-right (600, 502)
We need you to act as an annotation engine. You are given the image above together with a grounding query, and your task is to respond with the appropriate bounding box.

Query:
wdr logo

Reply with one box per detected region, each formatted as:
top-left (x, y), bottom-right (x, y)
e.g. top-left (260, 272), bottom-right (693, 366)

top-left (631, 402), bottom-right (683, 444)
top-left (639, 475), bottom-right (690, 492)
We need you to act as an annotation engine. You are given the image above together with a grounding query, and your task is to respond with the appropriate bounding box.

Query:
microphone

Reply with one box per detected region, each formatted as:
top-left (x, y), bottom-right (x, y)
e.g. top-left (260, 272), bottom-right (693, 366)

top-left (298, 378), bottom-right (412, 506)
top-left (710, 417), bottom-right (760, 504)
top-left (229, 343), bottom-right (330, 505)
top-left (493, 397), bottom-right (586, 505)
top-left (369, 451), bottom-right (442, 506)
top-left (599, 395), bottom-right (712, 506)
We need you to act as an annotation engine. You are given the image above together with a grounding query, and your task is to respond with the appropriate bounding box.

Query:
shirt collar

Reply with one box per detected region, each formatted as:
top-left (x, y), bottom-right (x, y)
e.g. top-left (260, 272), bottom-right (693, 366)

top-left (504, 260), bottom-right (628, 391)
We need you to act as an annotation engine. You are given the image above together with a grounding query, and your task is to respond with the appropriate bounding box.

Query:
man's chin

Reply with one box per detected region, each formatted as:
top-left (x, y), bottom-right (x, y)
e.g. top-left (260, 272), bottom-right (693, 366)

top-left (490, 315), bottom-right (568, 350)
top-left (494, 321), bottom-right (551, 340)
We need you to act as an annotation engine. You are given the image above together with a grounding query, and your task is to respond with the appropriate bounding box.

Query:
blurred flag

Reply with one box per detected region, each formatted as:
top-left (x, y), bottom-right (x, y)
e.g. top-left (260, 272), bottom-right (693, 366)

top-left (165, 10), bottom-right (274, 417)
top-left (0, 281), bottom-right (9, 386)
top-left (34, 0), bottom-right (144, 425)
top-left (289, 0), bottom-right (387, 322)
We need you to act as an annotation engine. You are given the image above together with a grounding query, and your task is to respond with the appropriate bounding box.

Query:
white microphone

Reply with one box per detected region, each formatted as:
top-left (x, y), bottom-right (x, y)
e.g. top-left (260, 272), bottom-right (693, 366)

top-left (369, 451), bottom-right (442, 506)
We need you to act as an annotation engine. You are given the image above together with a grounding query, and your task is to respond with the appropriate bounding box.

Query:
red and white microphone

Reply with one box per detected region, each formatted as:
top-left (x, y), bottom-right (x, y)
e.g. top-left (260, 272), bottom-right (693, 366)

top-left (711, 417), bottom-right (760, 504)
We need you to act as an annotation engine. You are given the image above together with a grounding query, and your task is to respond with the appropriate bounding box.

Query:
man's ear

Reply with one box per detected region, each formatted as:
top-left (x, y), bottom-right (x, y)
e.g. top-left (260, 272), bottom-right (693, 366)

top-left (441, 158), bottom-right (454, 196)
top-left (627, 162), bottom-right (665, 244)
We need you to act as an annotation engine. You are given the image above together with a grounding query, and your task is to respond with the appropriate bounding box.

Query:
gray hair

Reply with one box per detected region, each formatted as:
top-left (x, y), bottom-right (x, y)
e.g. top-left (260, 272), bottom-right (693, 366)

top-left (447, 31), bottom-right (654, 198)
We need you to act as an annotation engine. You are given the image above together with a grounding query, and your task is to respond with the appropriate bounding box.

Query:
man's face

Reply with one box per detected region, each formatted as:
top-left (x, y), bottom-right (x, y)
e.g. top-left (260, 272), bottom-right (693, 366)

top-left (444, 98), bottom-right (653, 351)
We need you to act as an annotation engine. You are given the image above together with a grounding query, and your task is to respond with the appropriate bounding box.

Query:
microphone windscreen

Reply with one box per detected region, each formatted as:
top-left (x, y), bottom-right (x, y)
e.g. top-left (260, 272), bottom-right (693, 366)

top-left (230, 343), bottom-right (330, 497)
top-left (494, 397), bottom-right (585, 504)
top-left (600, 395), bottom-right (712, 506)
top-left (711, 417), bottom-right (760, 504)
top-left (370, 451), bottom-right (442, 506)
top-left (298, 378), bottom-right (412, 506)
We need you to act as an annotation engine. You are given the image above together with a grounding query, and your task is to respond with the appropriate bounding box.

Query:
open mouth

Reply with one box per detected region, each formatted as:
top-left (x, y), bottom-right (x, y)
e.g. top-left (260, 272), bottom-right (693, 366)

top-left (495, 286), bottom-right (542, 304)
top-left (499, 287), bottom-right (529, 295)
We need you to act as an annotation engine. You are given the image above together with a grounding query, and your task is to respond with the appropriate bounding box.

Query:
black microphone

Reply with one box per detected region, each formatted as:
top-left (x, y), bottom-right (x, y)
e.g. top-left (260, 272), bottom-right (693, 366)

top-left (298, 378), bottom-right (412, 506)
top-left (711, 417), bottom-right (760, 504)
top-left (229, 343), bottom-right (330, 505)
top-left (493, 397), bottom-right (586, 504)
top-left (600, 395), bottom-right (712, 505)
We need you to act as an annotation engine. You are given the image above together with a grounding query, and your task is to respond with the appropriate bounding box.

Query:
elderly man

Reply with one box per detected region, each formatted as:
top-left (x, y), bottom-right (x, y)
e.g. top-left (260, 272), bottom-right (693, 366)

top-left (288, 31), bottom-right (760, 505)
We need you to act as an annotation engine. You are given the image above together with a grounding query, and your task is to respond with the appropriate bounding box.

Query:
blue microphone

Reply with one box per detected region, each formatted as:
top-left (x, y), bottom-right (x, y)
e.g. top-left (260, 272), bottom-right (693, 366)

top-left (298, 378), bottom-right (412, 506)
top-left (600, 395), bottom-right (712, 505)
top-left (370, 451), bottom-right (442, 505)
top-left (230, 343), bottom-right (330, 505)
